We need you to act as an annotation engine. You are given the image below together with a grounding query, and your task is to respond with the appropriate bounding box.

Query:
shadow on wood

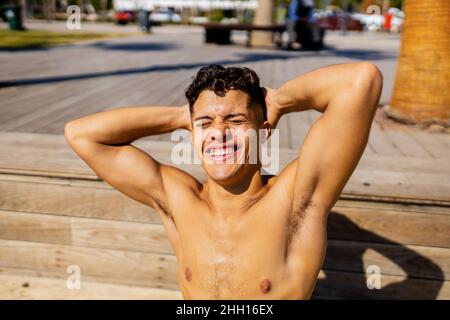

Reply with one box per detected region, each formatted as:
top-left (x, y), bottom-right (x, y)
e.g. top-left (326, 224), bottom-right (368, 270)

top-left (312, 212), bottom-right (445, 299)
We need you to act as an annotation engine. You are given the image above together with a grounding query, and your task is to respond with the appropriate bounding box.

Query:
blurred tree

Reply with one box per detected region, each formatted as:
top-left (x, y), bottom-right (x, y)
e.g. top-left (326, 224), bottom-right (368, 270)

top-left (390, 0), bottom-right (403, 9)
top-left (331, 0), bottom-right (362, 10)
top-left (250, 0), bottom-right (275, 46)
top-left (19, 0), bottom-right (27, 20)
top-left (388, 0), bottom-right (450, 124)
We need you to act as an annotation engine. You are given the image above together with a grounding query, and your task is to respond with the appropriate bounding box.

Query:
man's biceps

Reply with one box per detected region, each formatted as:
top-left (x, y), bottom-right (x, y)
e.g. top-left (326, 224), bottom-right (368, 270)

top-left (115, 145), bottom-right (162, 175)
top-left (96, 146), bottom-right (163, 193)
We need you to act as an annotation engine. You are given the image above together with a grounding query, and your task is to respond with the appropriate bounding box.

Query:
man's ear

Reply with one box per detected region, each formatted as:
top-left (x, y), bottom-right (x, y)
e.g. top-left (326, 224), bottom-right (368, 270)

top-left (262, 121), bottom-right (272, 141)
top-left (189, 127), bottom-right (194, 144)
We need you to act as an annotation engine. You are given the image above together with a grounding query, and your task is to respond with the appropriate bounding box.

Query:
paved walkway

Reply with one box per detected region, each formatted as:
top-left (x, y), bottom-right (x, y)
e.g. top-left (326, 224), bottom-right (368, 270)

top-left (0, 23), bottom-right (448, 159)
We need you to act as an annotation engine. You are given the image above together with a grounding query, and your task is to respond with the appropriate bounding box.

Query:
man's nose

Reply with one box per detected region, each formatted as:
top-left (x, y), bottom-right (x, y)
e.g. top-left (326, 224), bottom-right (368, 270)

top-left (210, 123), bottom-right (233, 144)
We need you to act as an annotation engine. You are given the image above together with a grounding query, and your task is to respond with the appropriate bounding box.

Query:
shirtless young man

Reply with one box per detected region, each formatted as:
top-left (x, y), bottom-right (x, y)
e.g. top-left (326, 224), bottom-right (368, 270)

top-left (64, 62), bottom-right (382, 299)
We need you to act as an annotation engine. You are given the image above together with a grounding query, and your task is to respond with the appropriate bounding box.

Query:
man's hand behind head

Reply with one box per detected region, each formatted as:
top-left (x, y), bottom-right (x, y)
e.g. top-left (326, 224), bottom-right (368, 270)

top-left (263, 87), bottom-right (283, 129)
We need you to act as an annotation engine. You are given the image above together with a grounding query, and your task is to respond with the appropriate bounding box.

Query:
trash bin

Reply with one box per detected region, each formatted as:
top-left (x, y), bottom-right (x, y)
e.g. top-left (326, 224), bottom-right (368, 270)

top-left (3, 5), bottom-right (23, 31)
top-left (138, 10), bottom-right (151, 32)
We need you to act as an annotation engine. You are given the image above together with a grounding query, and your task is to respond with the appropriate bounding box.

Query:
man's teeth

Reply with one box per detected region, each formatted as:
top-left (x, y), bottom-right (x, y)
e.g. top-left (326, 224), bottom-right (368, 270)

top-left (209, 147), bottom-right (235, 156)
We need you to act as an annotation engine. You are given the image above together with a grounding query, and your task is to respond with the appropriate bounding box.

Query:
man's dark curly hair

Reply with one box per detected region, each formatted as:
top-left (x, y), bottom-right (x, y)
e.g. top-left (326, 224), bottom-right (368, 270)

top-left (185, 65), bottom-right (267, 121)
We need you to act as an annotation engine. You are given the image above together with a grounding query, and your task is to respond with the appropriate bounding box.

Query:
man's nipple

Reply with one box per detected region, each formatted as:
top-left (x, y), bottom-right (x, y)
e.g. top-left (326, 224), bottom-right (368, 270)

top-left (260, 278), bottom-right (271, 294)
top-left (185, 267), bottom-right (192, 282)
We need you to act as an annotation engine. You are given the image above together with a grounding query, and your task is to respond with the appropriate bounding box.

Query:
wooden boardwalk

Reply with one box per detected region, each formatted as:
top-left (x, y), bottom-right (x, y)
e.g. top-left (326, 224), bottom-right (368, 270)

top-left (0, 24), bottom-right (448, 196)
top-left (0, 24), bottom-right (449, 299)
top-left (0, 25), bottom-right (448, 156)
top-left (0, 132), bottom-right (449, 299)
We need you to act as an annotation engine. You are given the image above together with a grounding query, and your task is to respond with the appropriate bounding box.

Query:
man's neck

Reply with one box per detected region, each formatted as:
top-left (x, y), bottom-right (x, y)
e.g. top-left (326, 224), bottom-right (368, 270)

top-left (204, 167), bottom-right (270, 216)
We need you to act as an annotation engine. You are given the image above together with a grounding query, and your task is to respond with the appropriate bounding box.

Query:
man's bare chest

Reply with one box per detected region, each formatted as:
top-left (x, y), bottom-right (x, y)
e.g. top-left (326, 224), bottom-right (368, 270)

top-left (170, 208), bottom-right (304, 298)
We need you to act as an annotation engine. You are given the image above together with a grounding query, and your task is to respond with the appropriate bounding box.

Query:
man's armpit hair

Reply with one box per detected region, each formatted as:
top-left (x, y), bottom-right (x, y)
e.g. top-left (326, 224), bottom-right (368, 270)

top-left (285, 194), bottom-right (315, 249)
top-left (292, 194), bottom-right (314, 215)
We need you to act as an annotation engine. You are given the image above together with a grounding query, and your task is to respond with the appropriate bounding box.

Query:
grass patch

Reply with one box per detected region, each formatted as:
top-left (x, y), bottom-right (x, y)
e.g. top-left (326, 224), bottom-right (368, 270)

top-left (0, 29), bottom-right (129, 49)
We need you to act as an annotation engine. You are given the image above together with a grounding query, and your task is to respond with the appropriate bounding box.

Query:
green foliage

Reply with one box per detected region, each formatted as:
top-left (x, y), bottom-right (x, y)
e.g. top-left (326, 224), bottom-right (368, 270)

top-left (210, 9), bottom-right (224, 22)
top-left (390, 0), bottom-right (403, 9)
top-left (0, 29), bottom-right (127, 49)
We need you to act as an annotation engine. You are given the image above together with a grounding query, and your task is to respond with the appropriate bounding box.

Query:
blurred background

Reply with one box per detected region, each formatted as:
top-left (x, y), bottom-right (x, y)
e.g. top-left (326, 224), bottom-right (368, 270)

top-left (0, 0), bottom-right (449, 300)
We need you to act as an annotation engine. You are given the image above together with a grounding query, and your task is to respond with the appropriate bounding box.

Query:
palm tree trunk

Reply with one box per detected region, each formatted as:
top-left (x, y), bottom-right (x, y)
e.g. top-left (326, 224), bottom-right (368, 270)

top-left (387, 0), bottom-right (450, 125)
top-left (250, 0), bottom-right (274, 47)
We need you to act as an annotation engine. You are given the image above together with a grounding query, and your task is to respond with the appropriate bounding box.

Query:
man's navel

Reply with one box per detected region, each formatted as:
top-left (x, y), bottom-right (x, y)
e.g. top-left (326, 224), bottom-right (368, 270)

top-left (260, 278), bottom-right (271, 294)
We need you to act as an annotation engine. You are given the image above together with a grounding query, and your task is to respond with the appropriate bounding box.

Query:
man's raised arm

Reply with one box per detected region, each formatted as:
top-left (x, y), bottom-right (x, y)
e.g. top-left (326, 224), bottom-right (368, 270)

top-left (264, 62), bottom-right (382, 297)
top-left (64, 105), bottom-right (192, 211)
top-left (270, 62), bottom-right (383, 213)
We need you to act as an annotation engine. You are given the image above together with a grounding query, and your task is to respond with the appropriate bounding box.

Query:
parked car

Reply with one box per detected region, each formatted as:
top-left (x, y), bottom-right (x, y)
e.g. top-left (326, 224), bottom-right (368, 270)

top-left (149, 8), bottom-right (181, 23)
top-left (115, 11), bottom-right (136, 24)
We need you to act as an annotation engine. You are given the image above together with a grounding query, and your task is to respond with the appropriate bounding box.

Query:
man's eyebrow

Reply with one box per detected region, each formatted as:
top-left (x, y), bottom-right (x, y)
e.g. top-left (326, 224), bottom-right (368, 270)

top-left (193, 115), bottom-right (213, 121)
top-left (193, 113), bottom-right (247, 121)
top-left (224, 113), bottom-right (247, 119)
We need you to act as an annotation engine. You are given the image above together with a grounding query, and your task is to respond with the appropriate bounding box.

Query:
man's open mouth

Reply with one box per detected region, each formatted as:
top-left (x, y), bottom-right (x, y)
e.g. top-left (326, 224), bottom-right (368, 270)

top-left (204, 143), bottom-right (241, 162)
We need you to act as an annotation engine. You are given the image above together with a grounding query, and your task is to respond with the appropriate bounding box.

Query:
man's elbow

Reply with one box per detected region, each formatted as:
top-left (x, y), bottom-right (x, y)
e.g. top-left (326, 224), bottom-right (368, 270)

top-left (64, 121), bottom-right (75, 141)
top-left (354, 62), bottom-right (383, 92)
top-left (64, 120), bottom-right (85, 147)
top-left (352, 62), bottom-right (383, 108)
top-left (360, 62), bottom-right (383, 88)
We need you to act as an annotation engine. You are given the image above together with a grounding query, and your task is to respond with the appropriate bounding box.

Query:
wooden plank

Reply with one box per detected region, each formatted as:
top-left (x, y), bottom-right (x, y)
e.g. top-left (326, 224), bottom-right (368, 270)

top-left (0, 237), bottom-right (448, 297)
top-left (10, 77), bottom-right (123, 133)
top-left (31, 72), bottom-right (161, 134)
top-left (362, 141), bottom-right (376, 155)
top-left (0, 239), bottom-right (179, 290)
top-left (357, 153), bottom-right (450, 175)
top-left (0, 176), bottom-right (158, 224)
top-left (1, 207), bottom-right (448, 281)
top-left (368, 125), bottom-right (403, 156)
top-left (0, 82), bottom-right (82, 119)
top-left (329, 206), bottom-right (450, 248)
top-left (3, 130), bottom-right (449, 176)
top-left (344, 169), bottom-right (450, 204)
top-left (0, 78), bottom-right (98, 131)
top-left (0, 142), bottom-right (204, 181)
top-left (335, 199), bottom-right (450, 216)
top-left (1, 191), bottom-right (449, 248)
top-left (313, 270), bottom-right (450, 300)
top-left (0, 84), bottom-right (58, 112)
top-left (102, 71), bottom-right (176, 111)
top-left (71, 217), bottom-right (172, 254)
top-left (383, 130), bottom-right (432, 158)
top-left (0, 210), bottom-right (71, 245)
top-left (0, 132), bottom-right (72, 150)
top-left (1, 174), bottom-right (449, 247)
top-left (0, 273), bottom-right (182, 300)
top-left (151, 70), bottom-right (192, 106)
top-left (278, 150), bottom-right (450, 204)
top-left (0, 210), bottom-right (172, 254)
top-left (409, 131), bottom-right (450, 159)
top-left (3, 204), bottom-right (448, 259)
top-left (0, 132), bottom-right (449, 203)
